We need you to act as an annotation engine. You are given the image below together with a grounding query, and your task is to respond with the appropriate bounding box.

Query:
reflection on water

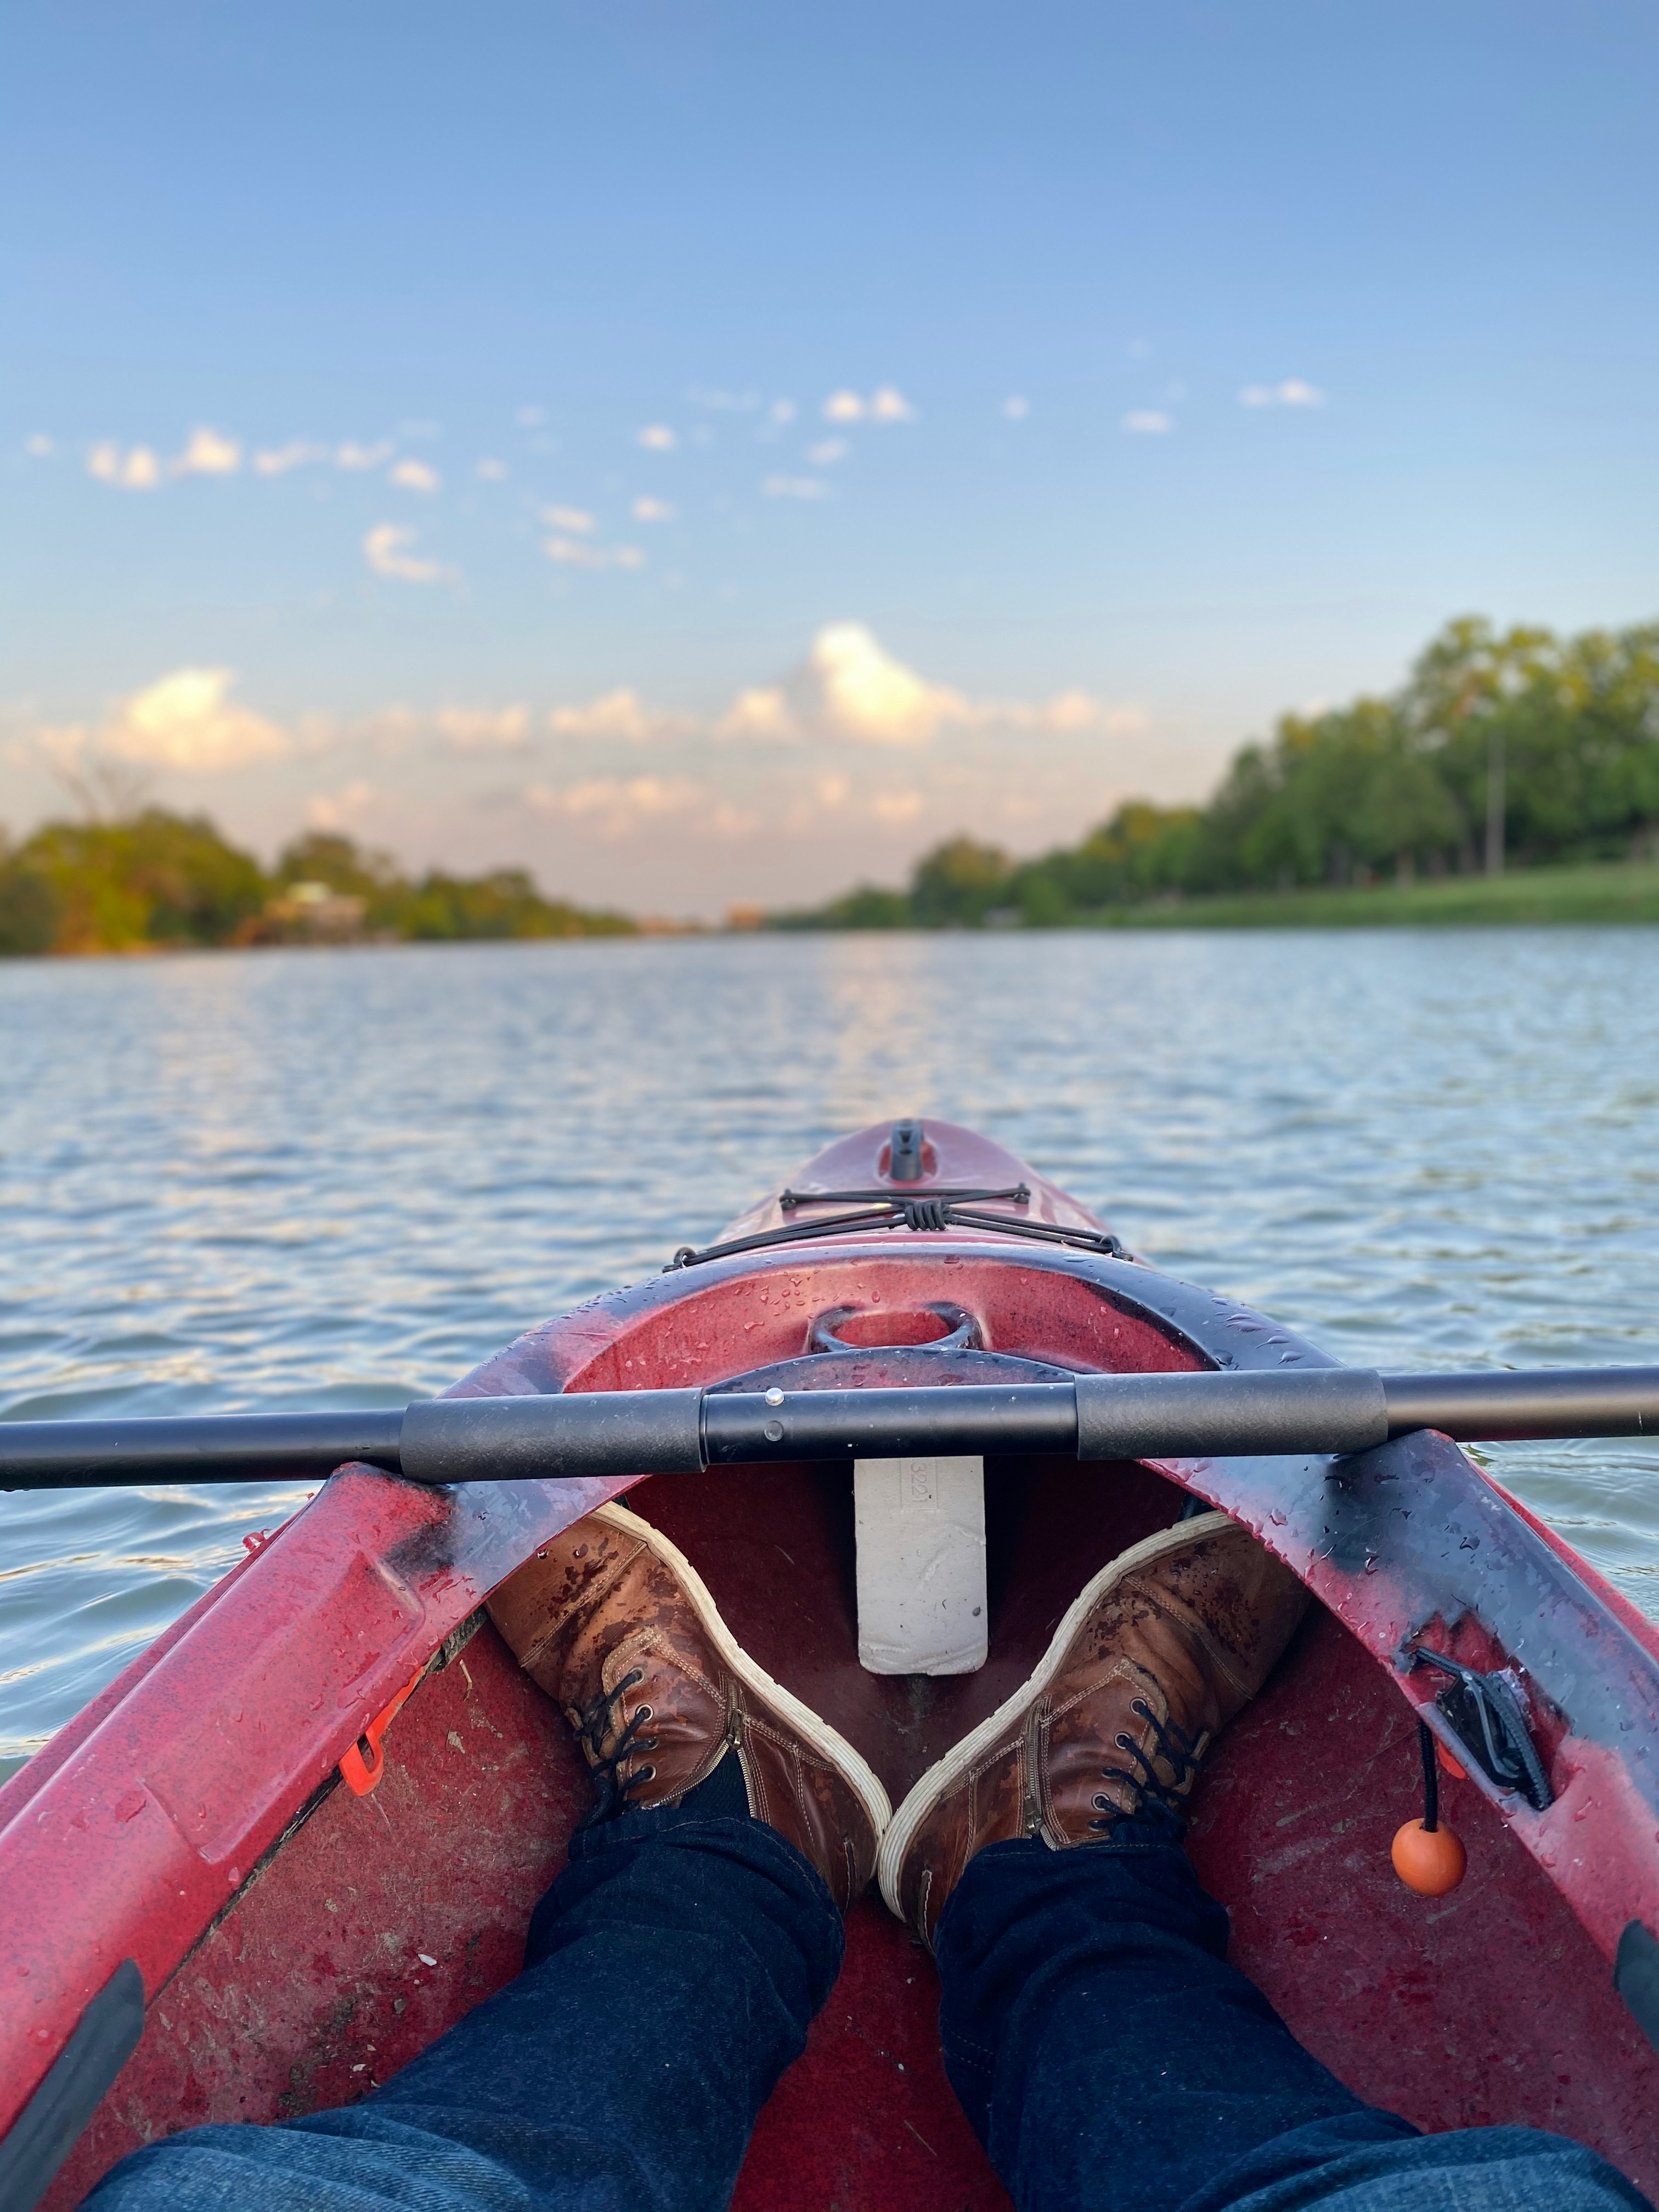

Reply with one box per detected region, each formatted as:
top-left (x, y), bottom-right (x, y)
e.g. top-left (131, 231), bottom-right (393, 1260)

top-left (3, 929), bottom-right (1657, 1780)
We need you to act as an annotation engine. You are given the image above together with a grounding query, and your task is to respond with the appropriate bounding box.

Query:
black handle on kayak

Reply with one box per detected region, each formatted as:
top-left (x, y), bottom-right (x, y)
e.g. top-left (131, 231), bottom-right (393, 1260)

top-left (1, 1367), bottom-right (1656, 1491)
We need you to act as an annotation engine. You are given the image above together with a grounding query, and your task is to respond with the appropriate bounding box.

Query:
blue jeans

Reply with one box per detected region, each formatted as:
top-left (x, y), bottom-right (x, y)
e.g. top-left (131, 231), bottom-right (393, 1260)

top-left (86, 1803), bottom-right (1649, 2212)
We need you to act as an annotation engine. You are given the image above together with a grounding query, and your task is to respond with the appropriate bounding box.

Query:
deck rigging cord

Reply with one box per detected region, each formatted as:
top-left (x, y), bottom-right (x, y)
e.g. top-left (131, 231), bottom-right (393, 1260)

top-left (666, 1184), bottom-right (1127, 1270)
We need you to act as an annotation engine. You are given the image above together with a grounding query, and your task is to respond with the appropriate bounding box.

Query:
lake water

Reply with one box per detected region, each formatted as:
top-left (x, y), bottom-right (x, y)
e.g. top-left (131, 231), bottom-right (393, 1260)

top-left (3, 928), bottom-right (1658, 1784)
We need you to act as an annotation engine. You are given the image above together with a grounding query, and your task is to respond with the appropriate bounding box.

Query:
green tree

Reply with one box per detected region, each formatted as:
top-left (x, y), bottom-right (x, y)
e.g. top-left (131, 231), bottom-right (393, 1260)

top-left (0, 830), bottom-right (60, 955)
top-left (17, 811), bottom-right (268, 950)
top-left (909, 838), bottom-right (1014, 926)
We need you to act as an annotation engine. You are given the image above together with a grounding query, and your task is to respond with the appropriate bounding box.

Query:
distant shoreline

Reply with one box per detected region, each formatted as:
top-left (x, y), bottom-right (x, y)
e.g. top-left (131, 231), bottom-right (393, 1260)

top-left (755, 859), bottom-right (1659, 934)
top-left (9, 856), bottom-right (1658, 960)
top-left (1071, 859), bottom-right (1659, 930)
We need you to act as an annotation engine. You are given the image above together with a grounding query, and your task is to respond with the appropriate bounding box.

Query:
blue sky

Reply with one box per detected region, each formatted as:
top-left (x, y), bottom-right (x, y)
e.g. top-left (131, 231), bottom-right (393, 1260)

top-left (4, 0), bottom-right (1656, 914)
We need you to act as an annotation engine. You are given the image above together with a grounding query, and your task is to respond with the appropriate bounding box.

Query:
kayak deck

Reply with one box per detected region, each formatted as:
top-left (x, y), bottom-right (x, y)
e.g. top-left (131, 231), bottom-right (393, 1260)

top-left (42, 1448), bottom-right (1659, 2208)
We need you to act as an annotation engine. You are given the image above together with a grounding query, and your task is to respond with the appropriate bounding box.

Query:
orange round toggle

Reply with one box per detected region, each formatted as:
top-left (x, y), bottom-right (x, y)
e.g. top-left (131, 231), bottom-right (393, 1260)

top-left (1391, 1818), bottom-right (1467, 1896)
top-left (1435, 1742), bottom-right (1468, 1783)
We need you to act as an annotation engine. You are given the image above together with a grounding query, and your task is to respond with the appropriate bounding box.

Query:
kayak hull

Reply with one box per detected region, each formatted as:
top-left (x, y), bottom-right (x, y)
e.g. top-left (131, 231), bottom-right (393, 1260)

top-left (4, 1120), bottom-right (1658, 2207)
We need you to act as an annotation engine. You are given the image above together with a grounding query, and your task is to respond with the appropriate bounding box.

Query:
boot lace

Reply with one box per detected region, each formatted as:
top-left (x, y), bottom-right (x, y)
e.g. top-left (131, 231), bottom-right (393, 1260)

top-left (1087, 1696), bottom-right (1201, 1841)
top-left (574, 1666), bottom-right (660, 1826)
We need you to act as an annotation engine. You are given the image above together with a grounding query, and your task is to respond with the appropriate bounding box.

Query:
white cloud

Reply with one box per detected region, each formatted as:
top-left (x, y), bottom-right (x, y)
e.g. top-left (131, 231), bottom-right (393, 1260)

top-left (1239, 378), bottom-right (1325, 408)
top-left (544, 504), bottom-right (596, 534)
top-left (806, 439), bottom-right (849, 466)
top-left (545, 537), bottom-right (645, 569)
top-left (172, 426), bottom-right (241, 477)
top-left (436, 704), bottom-right (531, 751)
top-left (547, 689), bottom-right (701, 743)
top-left (337, 440), bottom-right (395, 471)
top-left (762, 475), bottom-right (828, 500)
top-left (87, 441), bottom-right (162, 490)
top-left (475, 456), bottom-right (509, 481)
top-left (25, 433), bottom-right (54, 458)
top-left (1122, 411), bottom-right (1172, 435)
top-left (716, 625), bottom-right (966, 748)
top-left (1002, 396), bottom-right (1030, 421)
top-left (516, 405), bottom-right (546, 428)
top-left (715, 686), bottom-right (797, 742)
top-left (636, 424), bottom-right (677, 452)
top-left (768, 399), bottom-right (797, 425)
top-left (102, 667), bottom-right (289, 771)
top-left (388, 457), bottom-right (441, 493)
top-left (1003, 690), bottom-right (1147, 735)
top-left (806, 624), bottom-right (967, 746)
top-left (631, 495), bottom-right (677, 522)
top-left (713, 624), bottom-right (1143, 752)
top-left (255, 440), bottom-right (328, 476)
top-left (306, 778), bottom-right (375, 830)
top-left (527, 775), bottom-right (704, 836)
top-left (823, 386), bottom-right (915, 424)
top-left (364, 522), bottom-right (452, 584)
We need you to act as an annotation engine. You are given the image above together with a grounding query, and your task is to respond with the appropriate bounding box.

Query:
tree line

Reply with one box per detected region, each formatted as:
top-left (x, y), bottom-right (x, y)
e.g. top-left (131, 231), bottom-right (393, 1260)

top-left (0, 816), bottom-right (634, 956)
top-left (775, 615), bottom-right (1659, 928)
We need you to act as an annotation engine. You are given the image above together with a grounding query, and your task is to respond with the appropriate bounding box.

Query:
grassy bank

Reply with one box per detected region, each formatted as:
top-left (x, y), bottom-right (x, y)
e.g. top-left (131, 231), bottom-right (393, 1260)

top-left (1087, 859), bottom-right (1659, 929)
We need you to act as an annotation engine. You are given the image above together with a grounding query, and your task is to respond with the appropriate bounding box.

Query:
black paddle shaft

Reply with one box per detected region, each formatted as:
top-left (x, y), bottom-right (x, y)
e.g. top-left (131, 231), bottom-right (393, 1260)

top-left (1, 1366), bottom-right (1656, 1491)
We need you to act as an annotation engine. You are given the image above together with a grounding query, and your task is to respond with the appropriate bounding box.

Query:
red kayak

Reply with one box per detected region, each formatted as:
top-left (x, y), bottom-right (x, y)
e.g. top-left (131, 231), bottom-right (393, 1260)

top-left (3, 1118), bottom-right (1658, 2208)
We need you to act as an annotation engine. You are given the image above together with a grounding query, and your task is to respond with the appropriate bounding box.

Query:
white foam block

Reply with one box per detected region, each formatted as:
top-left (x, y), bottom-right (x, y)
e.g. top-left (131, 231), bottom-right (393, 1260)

top-left (853, 1454), bottom-right (988, 1675)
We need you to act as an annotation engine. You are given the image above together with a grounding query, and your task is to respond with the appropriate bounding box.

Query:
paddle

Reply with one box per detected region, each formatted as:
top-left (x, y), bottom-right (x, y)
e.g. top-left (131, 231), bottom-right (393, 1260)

top-left (1, 1366), bottom-right (1655, 1491)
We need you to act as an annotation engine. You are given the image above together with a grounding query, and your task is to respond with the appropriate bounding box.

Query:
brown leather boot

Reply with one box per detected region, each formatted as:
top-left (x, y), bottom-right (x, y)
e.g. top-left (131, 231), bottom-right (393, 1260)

top-left (877, 1510), bottom-right (1308, 1947)
top-left (488, 1499), bottom-right (890, 1909)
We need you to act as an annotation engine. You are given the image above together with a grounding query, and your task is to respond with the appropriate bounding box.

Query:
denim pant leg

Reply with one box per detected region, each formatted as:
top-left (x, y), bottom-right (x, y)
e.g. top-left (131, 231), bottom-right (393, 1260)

top-left (84, 1805), bottom-right (843, 2212)
top-left (934, 1835), bottom-right (1649, 2212)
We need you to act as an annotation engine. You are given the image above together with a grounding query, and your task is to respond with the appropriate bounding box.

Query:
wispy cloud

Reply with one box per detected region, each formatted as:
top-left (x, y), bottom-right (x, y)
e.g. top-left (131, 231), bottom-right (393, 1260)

top-left (388, 457), bottom-right (441, 493)
top-left (1122, 410), bottom-right (1172, 435)
top-left (806, 439), bottom-right (849, 466)
top-left (527, 775), bottom-right (705, 836)
top-left (475, 456), bottom-right (509, 481)
top-left (545, 537), bottom-right (645, 570)
top-left (364, 522), bottom-right (453, 584)
top-left (1239, 379), bottom-right (1325, 408)
top-left (1002, 396), bottom-right (1030, 421)
top-left (87, 441), bottom-right (162, 490)
top-left (337, 440), bottom-right (395, 471)
top-left (631, 495), bottom-right (677, 522)
top-left (635, 424), bottom-right (677, 452)
top-left (435, 704), bottom-right (531, 751)
top-left (548, 689), bottom-right (695, 743)
top-left (544, 505), bottom-right (596, 534)
top-left (24, 433), bottom-right (54, 458)
top-left (255, 440), bottom-right (328, 476)
top-left (762, 475), bottom-right (828, 500)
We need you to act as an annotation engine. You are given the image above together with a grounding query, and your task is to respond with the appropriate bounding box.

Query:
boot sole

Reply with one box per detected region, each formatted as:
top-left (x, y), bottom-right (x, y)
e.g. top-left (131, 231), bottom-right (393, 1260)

top-left (590, 1499), bottom-right (894, 1841)
top-left (875, 1508), bottom-right (1238, 1922)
